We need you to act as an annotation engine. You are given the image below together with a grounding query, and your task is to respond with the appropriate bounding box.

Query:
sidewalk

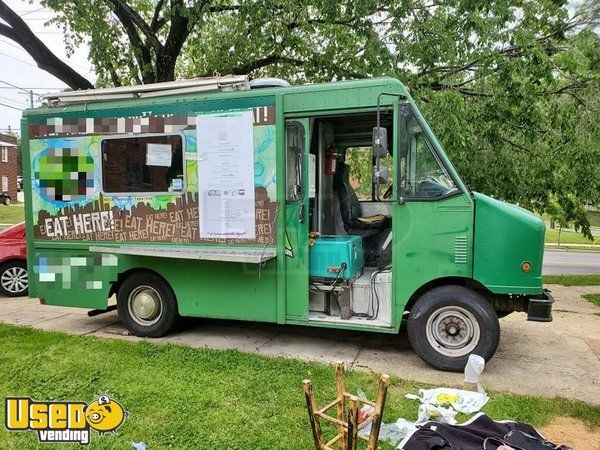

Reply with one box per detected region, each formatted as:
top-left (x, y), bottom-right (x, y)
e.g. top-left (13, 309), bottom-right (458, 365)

top-left (546, 243), bottom-right (599, 250)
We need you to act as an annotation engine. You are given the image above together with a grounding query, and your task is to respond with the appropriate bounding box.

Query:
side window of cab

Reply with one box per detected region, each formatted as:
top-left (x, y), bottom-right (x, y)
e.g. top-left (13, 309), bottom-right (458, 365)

top-left (285, 121), bottom-right (306, 203)
top-left (398, 106), bottom-right (458, 200)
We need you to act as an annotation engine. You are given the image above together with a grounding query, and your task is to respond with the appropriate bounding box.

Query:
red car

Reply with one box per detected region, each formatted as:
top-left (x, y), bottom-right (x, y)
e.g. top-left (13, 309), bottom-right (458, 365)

top-left (0, 222), bottom-right (27, 297)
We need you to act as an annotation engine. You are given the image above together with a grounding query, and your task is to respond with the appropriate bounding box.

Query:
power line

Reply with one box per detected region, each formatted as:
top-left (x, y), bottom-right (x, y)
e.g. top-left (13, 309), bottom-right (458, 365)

top-left (21, 17), bottom-right (55, 21)
top-left (0, 81), bottom-right (35, 108)
top-left (0, 37), bottom-right (28, 53)
top-left (0, 93), bottom-right (28, 106)
top-left (19, 8), bottom-right (45, 17)
top-left (0, 79), bottom-right (26, 90)
top-left (0, 50), bottom-right (38, 67)
top-left (0, 96), bottom-right (28, 107)
top-left (0, 86), bottom-right (64, 90)
top-left (0, 102), bottom-right (24, 111)
top-left (0, 39), bottom-right (93, 73)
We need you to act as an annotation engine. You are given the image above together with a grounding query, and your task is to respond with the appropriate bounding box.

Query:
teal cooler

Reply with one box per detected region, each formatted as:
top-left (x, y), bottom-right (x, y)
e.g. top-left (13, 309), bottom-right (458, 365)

top-left (309, 235), bottom-right (364, 280)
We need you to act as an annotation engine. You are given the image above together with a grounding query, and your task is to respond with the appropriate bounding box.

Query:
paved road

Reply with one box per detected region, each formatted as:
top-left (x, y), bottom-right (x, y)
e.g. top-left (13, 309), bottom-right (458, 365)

top-left (1, 284), bottom-right (599, 404)
top-left (543, 250), bottom-right (600, 275)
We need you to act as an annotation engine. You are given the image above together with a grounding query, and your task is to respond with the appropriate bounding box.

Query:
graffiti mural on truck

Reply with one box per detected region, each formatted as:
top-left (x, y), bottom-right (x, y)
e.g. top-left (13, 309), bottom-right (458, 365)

top-left (29, 106), bottom-right (277, 244)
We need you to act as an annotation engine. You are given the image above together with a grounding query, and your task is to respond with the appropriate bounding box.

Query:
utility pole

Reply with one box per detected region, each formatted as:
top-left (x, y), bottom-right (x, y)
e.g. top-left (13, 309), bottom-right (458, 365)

top-left (0, 80), bottom-right (36, 108)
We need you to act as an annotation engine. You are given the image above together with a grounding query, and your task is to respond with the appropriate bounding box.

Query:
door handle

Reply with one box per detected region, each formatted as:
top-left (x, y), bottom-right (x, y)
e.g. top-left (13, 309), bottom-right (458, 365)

top-left (298, 203), bottom-right (305, 223)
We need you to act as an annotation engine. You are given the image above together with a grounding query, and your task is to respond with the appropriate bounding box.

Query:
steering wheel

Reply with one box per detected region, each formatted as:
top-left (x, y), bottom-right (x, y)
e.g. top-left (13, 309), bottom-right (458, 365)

top-left (382, 174), bottom-right (409, 199)
top-left (383, 185), bottom-right (393, 199)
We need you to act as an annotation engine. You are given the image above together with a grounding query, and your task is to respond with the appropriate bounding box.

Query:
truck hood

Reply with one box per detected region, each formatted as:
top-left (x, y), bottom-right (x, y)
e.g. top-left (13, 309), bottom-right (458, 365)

top-left (472, 193), bottom-right (544, 295)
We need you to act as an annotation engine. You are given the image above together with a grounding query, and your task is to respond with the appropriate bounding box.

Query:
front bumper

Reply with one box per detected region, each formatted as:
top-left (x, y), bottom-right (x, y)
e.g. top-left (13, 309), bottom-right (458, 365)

top-left (527, 289), bottom-right (554, 322)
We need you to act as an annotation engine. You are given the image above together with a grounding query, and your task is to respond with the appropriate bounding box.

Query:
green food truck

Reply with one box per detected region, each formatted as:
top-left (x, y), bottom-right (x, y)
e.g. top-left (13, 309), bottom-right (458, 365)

top-left (21, 76), bottom-right (553, 371)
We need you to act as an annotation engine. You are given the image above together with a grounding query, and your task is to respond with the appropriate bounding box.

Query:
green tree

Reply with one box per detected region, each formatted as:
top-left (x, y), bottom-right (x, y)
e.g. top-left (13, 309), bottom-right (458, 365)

top-left (0, 0), bottom-right (597, 234)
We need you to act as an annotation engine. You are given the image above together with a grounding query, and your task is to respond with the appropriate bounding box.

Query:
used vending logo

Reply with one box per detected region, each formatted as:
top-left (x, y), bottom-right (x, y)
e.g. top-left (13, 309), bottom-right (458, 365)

top-left (4, 395), bottom-right (128, 444)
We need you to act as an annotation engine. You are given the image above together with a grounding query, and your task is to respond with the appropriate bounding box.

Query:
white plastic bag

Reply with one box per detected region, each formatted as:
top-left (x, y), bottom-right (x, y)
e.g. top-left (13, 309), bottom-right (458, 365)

top-left (416, 403), bottom-right (457, 425)
top-left (377, 419), bottom-right (418, 446)
top-left (408, 387), bottom-right (489, 414)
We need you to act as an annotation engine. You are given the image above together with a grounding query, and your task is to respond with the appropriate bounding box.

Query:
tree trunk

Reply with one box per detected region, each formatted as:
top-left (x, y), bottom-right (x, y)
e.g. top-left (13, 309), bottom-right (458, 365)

top-left (0, 1), bottom-right (93, 90)
top-left (156, 52), bottom-right (177, 82)
top-left (155, 12), bottom-right (191, 83)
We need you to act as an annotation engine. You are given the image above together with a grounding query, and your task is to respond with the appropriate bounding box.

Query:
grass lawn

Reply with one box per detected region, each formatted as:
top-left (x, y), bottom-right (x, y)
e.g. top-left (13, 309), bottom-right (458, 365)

top-left (0, 325), bottom-right (599, 449)
top-left (544, 274), bottom-right (600, 286)
top-left (583, 293), bottom-right (600, 307)
top-left (545, 228), bottom-right (597, 245)
top-left (0, 204), bottom-right (24, 225)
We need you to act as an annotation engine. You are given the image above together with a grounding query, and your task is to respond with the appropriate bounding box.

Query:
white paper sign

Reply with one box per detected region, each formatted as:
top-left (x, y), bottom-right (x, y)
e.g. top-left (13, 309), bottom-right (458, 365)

top-left (197, 111), bottom-right (256, 239)
top-left (146, 143), bottom-right (172, 167)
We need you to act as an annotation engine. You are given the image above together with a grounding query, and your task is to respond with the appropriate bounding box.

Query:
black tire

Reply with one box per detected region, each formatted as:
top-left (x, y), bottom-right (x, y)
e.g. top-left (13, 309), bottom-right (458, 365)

top-left (0, 260), bottom-right (28, 297)
top-left (116, 271), bottom-right (179, 337)
top-left (1, 195), bottom-right (11, 206)
top-left (407, 285), bottom-right (500, 372)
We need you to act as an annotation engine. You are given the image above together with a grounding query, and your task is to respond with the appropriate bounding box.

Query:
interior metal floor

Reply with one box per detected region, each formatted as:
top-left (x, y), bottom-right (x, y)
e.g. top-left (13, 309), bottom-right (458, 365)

top-left (308, 311), bottom-right (392, 328)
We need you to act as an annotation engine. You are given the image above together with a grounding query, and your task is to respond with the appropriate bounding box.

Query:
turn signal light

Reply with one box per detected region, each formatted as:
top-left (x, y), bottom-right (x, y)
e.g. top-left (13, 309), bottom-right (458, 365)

top-left (521, 262), bottom-right (532, 273)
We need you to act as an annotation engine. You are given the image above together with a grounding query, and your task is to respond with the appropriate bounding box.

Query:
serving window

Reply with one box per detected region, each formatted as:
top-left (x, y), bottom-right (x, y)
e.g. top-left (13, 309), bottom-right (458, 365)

top-left (101, 134), bottom-right (184, 195)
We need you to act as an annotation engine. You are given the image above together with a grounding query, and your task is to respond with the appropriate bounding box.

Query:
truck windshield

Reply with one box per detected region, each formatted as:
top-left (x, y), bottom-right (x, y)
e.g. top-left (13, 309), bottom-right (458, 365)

top-left (398, 106), bottom-right (458, 200)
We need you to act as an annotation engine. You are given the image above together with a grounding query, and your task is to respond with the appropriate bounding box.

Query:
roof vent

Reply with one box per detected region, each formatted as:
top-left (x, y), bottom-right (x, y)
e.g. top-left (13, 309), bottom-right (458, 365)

top-left (249, 78), bottom-right (290, 89)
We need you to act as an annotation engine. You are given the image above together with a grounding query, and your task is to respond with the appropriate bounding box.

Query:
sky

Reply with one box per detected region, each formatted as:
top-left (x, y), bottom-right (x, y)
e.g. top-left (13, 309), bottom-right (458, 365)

top-left (0, 0), bottom-right (95, 134)
top-left (0, 0), bottom-right (591, 134)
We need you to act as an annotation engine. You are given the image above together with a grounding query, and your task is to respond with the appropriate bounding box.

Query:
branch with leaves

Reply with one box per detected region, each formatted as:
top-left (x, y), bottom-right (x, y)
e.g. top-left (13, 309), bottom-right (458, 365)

top-left (0, 0), bottom-right (92, 89)
top-left (0, 0), bottom-right (597, 234)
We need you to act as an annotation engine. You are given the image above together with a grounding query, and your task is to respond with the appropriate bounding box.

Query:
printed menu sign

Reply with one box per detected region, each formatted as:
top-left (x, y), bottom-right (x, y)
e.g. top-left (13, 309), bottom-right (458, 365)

top-left (146, 143), bottom-right (172, 167)
top-left (196, 111), bottom-right (256, 239)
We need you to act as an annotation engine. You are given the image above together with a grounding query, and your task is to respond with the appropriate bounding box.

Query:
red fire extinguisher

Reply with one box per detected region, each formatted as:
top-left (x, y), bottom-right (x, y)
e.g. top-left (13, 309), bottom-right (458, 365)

top-left (325, 144), bottom-right (337, 176)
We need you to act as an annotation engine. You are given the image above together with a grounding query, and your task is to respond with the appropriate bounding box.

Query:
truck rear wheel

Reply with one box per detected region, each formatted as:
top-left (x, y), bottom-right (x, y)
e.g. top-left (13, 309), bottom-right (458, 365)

top-left (407, 285), bottom-right (500, 372)
top-left (116, 271), bottom-right (179, 338)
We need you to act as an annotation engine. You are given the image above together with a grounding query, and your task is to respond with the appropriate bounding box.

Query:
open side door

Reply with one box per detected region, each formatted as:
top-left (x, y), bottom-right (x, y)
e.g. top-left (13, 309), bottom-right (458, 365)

top-left (284, 119), bottom-right (311, 320)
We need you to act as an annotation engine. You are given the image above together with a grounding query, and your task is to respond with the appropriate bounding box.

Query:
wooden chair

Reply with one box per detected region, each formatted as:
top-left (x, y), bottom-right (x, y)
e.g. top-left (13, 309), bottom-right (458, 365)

top-left (303, 362), bottom-right (389, 450)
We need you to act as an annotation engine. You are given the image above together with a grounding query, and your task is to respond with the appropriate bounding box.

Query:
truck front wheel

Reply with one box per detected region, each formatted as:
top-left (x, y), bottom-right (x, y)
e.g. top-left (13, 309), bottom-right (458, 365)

top-left (407, 285), bottom-right (500, 372)
top-left (117, 271), bottom-right (179, 338)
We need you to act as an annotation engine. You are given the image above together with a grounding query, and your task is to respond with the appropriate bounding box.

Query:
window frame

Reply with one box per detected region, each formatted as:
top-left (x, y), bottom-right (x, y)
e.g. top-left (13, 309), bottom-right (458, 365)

top-left (285, 120), bottom-right (306, 204)
top-left (397, 104), bottom-right (464, 203)
top-left (344, 145), bottom-right (395, 203)
top-left (99, 132), bottom-right (187, 197)
top-left (1, 147), bottom-right (7, 163)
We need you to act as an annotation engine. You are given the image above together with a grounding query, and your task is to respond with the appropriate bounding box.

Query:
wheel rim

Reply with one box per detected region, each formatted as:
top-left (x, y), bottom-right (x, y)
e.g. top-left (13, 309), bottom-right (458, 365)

top-left (425, 305), bottom-right (480, 357)
top-left (1, 266), bottom-right (28, 294)
top-left (127, 286), bottom-right (162, 326)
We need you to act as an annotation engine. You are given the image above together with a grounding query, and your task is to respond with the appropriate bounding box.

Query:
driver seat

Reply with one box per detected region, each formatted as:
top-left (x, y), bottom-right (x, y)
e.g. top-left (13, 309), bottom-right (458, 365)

top-left (333, 161), bottom-right (391, 237)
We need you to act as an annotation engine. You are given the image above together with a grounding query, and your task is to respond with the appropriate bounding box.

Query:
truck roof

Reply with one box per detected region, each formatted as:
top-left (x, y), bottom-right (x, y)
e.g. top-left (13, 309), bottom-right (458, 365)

top-left (44, 75), bottom-right (251, 106)
top-left (23, 77), bottom-right (408, 118)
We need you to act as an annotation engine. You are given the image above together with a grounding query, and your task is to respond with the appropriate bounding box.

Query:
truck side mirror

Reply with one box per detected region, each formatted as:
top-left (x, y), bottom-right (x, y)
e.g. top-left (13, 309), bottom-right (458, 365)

top-left (372, 127), bottom-right (388, 158)
top-left (373, 165), bottom-right (389, 184)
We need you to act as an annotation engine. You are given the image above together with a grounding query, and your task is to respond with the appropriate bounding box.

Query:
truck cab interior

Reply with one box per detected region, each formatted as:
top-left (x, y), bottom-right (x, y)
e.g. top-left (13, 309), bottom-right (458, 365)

top-left (287, 110), bottom-right (395, 327)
